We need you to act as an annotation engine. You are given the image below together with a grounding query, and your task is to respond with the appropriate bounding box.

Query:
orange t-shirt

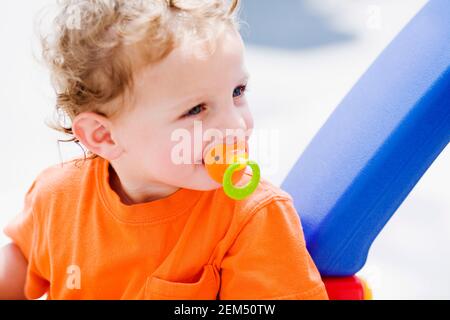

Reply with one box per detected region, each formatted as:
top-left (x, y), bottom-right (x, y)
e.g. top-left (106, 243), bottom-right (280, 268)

top-left (3, 156), bottom-right (328, 300)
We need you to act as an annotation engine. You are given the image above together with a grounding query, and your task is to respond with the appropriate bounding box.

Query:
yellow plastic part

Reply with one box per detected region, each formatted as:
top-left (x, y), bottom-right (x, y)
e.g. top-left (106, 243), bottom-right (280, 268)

top-left (360, 277), bottom-right (373, 300)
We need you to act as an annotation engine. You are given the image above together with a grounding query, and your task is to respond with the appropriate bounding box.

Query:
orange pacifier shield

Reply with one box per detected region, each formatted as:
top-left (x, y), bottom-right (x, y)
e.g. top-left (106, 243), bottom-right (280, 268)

top-left (203, 141), bottom-right (261, 200)
top-left (204, 142), bottom-right (247, 184)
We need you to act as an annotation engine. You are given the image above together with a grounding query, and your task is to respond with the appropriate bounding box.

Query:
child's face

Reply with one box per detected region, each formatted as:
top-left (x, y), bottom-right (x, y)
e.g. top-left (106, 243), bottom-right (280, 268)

top-left (109, 28), bottom-right (253, 191)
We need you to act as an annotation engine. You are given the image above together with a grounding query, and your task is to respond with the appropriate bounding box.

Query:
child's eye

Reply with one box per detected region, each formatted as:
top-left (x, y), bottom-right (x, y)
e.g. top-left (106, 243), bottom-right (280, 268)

top-left (233, 85), bottom-right (247, 98)
top-left (182, 84), bottom-right (247, 119)
top-left (184, 104), bottom-right (206, 118)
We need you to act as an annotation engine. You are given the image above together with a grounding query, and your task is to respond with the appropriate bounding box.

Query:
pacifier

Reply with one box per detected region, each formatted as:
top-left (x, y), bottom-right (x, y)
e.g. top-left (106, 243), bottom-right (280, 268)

top-left (203, 140), bottom-right (260, 200)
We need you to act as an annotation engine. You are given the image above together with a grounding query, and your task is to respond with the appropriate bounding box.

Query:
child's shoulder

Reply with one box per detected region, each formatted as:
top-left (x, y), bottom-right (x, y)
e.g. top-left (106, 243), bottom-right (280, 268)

top-left (30, 156), bottom-right (98, 198)
top-left (210, 173), bottom-right (302, 262)
top-left (251, 174), bottom-right (293, 201)
top-left (231, 172), bottom-right (295, 217)
top-left (243, 171), bottom-right (292, 200)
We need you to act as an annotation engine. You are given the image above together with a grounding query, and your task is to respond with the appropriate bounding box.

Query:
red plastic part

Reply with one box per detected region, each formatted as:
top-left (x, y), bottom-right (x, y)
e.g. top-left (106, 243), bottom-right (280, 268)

top-left (322, 276), bottom-right (365, 300)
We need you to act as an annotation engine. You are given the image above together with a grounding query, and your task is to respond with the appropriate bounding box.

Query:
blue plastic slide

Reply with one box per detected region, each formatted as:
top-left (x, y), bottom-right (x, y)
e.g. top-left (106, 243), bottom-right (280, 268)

top-left (281, 0), bottom-right (450, 276)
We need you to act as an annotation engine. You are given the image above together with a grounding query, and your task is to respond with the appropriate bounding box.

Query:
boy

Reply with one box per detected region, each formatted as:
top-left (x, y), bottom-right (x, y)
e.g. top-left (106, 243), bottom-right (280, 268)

top-left (0, 0), bottom-right (327, 300)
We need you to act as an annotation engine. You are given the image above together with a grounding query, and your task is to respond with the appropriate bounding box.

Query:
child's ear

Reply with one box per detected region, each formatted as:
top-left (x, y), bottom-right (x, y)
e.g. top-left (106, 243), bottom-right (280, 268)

top-left (72, 112), bottom-right (123, 160)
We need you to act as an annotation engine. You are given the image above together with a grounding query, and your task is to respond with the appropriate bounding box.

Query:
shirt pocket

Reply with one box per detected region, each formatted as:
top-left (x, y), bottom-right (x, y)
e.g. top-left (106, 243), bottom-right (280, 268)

top-left (144, 264), bottom-right (220, 300)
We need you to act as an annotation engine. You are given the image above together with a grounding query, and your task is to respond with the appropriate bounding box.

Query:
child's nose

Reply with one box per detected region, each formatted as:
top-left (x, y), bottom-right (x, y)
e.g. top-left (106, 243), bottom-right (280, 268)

top-left (219, 107), bottom-right (248, 133)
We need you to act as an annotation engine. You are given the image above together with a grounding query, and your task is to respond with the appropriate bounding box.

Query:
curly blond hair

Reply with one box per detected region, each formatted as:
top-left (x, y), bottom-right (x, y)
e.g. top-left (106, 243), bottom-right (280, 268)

top-left (40, 0), bottom-right (241, 155)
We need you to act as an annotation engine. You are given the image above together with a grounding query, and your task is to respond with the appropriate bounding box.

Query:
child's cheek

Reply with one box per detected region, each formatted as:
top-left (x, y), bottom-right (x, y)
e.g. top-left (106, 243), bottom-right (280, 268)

top-left (151, 145), bottom-right (194, 182)
top-left (168, 134), bottom-right (200, 165)
top-left (156, 142), bottom-right (188, 170)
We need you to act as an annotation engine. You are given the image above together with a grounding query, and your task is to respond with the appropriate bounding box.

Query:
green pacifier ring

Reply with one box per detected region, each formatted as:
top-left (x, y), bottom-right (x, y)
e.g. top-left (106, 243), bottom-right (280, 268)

top-left (223, 160), bottom-right (261, 201)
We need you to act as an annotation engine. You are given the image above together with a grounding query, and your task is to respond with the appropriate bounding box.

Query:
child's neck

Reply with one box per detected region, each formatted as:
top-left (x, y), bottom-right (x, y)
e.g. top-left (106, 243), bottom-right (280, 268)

top-left (108, 163), bottom-right (180, 205)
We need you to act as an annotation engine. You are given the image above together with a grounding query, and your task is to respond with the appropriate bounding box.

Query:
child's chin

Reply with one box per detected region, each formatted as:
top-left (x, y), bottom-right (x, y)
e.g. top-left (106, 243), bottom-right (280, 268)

top-left (188, 165), bottom-right (222, 190)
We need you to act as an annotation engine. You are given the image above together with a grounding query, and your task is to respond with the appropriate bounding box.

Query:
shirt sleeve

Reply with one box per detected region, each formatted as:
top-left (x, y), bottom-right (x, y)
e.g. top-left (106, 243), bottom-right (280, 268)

top-left (219, 198), bottom-right (328, 300)
top-left (3, 180), bottom-right (49, 299)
